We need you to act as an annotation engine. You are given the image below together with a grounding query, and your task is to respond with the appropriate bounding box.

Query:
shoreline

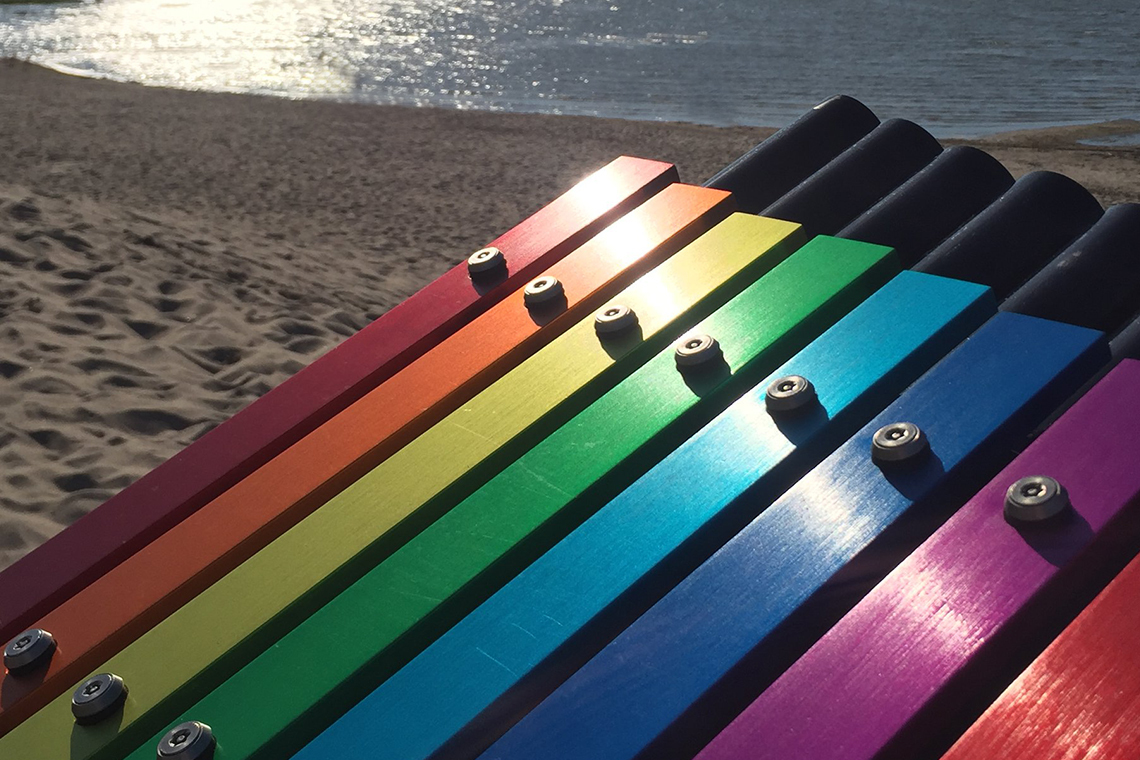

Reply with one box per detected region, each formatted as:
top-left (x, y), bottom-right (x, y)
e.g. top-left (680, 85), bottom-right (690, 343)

top-left (14, 56), bottom-right (1140, 143)
top-left (0, 58), bottom-right (1138, 567)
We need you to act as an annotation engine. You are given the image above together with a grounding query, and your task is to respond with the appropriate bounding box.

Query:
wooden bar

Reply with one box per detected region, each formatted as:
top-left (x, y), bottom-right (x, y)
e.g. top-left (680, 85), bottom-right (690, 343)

top-left (290, 290), bottom-right (1105, 760)
top-left (0, 155), bottom-right (677, 644)
top-left (0, 183), bottom-right (732, 734)
top-left (943, 550), bottom-right (1140, 760)
top-left (473, 313), bottom-right (1107, 760)
top-left (699, 360), bottom-right (1140, 760)
top-left (0, 212), bottom-right (809, 760)
top-left (123, 238), bottom-right (916, 760)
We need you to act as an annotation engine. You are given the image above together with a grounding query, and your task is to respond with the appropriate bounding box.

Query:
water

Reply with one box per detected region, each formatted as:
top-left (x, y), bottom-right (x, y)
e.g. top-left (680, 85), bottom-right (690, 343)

top-left (1, 0), bottom-right (1137, 136)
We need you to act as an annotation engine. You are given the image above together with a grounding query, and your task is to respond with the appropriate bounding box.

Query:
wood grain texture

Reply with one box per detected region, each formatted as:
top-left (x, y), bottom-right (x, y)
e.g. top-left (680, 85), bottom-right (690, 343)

top-left (478, 313), bottom-right (1107, 760)
top-left (943, 548), bottom-right (1140, 760)
top-left (122, 237), bottom-right (908, 760)
top-left (0, 183), bottom-right (731, 735)
top-left (697, 360), bottom-right (1140, 760)
top-left (289, 272), bottom-right (1001, 760)
top-left (0, 212), bottom-right (810, 760)
top-left (0, 156), bottom-right (677, 644)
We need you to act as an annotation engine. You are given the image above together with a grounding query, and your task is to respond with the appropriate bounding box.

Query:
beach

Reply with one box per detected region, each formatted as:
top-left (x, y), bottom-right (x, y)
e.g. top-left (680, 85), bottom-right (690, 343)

top-left (1, 58), bottom-right (1138, 569)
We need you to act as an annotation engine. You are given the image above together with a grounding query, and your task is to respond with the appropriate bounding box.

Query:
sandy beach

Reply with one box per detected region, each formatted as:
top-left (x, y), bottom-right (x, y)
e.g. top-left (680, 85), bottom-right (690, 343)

top-left (0, 58), bottom-right (1137, 570)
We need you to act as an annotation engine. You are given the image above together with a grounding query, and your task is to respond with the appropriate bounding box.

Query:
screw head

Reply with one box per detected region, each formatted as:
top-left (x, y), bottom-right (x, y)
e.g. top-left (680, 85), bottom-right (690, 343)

top-left (1005, 476), bottom-right (1070, 522)
top-left (4, 628), bottom-right (56, 675)
top-left (467, 246), bottom-right (505, 274)
top-left (157, 721), bottom-right (216, 759)
top-left (871, 422), bottom-right (929, 464)
top-left (674, 334), bottom-right (721, 367)
top-left (594, 304), bottom-right (638, 335)
top-left (72, 672), bottom-right (128, 724)
top-left (765, 375), bottom-right (816, 413)
top-left (523, 275), bottom-right (564, 306)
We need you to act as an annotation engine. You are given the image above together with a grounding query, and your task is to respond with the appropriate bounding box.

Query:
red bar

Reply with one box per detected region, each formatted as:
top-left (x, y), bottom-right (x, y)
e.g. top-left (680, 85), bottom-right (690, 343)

top-left (0, 156), bottom-right (677, 643)
top-left (943, 553), bottom-right (1140, 760)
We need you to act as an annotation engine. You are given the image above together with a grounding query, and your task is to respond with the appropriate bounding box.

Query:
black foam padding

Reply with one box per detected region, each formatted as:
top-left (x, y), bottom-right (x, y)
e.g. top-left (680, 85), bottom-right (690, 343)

top-left (703, 95), bottom-right (879, 214)
top-left (760, 118), bottom-right (943, 236)
top-left (914, 170), bottom-right (1104, 299)
top-left (1001, 204), bottom-right (1140, 332)
top-left (837, 146), bottom-right (1014, 267)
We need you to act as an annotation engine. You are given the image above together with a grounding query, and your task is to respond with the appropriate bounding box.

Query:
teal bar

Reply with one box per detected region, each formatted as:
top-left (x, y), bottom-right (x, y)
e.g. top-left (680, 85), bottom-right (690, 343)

top-left (293, 270), bottom-right (995, 760)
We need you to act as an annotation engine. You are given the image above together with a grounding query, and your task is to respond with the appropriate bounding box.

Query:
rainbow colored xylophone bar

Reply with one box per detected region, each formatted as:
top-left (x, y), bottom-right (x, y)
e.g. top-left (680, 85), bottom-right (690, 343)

top-left (3, 95), bottom-right (1140, 760)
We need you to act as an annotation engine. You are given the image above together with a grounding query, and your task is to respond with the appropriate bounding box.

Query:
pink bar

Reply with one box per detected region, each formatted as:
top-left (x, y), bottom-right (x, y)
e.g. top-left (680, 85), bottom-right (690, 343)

top-left (697, 359), bottom-right (1140, 760)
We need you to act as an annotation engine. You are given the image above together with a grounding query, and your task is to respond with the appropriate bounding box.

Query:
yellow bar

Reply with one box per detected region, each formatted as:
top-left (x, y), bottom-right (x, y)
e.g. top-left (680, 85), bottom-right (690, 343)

top-left (3, 213), bottom-right (804, 760)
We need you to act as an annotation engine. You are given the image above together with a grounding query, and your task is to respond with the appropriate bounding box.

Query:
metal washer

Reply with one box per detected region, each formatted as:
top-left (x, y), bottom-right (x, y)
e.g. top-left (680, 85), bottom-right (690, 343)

top-left (157, 720), bottom-right (217, 760)
top-left (1004, 475), bottom-right (1070, 522)
top-left (674, 334), bottom-right (721, 367)
top-left (4, 627), bottom-right (56, 675)
top-left (594, 304), bottom-right (638, 334)
top-left (523, 275), bottom-right (564, 306)
top-left (72, 672), bottom-right (128, 725)
top-left (765, 375), bottom-right (816, 413)
top-left (466, 246), bottom-right (505, 274)
top-left (871, 422), bottom-right (929, 463)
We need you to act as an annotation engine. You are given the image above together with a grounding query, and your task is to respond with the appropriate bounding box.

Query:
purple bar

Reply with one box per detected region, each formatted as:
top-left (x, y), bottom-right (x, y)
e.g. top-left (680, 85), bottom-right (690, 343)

top-left (696, 359), bottom-right (1140, 760)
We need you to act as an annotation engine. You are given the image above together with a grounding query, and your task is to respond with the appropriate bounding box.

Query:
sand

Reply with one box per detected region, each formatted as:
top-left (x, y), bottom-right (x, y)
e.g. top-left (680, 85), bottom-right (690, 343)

top-left (0, 59), bottom-right (1137, 570)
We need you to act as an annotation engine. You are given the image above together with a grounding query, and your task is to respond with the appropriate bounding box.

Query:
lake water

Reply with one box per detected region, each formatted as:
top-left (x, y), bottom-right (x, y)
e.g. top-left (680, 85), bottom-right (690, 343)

top-left (1, 0), bottom-right (1137, 136)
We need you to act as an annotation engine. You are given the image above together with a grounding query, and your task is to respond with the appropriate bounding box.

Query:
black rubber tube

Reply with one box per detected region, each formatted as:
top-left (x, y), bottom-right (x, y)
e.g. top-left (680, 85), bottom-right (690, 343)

top-left (837, 146), bottom-right (1014, 267)
top-left (760, 118), bottom-right (943, 236)
top-left (1001, 203), bottom-right (1140, 332)
top-left (703, 95), bottom-right (880, 214)
top-left (914, 170), bottom-right (1104, 299)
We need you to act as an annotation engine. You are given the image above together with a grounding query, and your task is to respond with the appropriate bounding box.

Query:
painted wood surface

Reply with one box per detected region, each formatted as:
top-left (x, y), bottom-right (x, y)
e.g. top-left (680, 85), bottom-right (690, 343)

top-left (290, 281), bottom-right (1061, 760)
top-left (0, 213), bottom-right (804, 760)
top-left (943, 543), bottom-right (1140, 760)
top-left (475, 313), bottom-right (1107, 760)
top-left (698, 359), bottom-right (1140, 760)
top-left (0, 184), bottom-right (732, 734)
top-left (0, 156), bottom-right (677, 645)
top-left (122, 238), bottom-right (913, 760)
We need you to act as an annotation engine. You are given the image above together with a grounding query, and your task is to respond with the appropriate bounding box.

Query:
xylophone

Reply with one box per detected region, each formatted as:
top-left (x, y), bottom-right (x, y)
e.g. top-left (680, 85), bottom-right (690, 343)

top-left (2, 95), bottom-right (1139, 760)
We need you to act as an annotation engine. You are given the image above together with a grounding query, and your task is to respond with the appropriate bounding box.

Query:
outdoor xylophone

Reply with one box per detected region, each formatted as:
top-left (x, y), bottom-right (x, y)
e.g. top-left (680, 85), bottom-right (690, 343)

top-left (1, 95), bottom-right (1139, 760)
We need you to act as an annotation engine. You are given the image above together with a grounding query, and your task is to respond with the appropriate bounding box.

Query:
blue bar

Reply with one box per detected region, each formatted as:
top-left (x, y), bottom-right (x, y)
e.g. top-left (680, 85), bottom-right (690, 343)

top-left (294, 270), bottom-right (997, 760)
top-left (480, 313), bottom-right (1106, 760)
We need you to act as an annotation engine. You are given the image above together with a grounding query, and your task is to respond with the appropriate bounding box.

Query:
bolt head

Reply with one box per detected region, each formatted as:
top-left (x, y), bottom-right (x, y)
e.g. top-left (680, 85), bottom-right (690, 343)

top-left (594, 304), bottom-right (637, 334)
top-left (871, 422), bottom-right (929, 464)
top-left (1005, 476), bottom-right (1070, 522)
top-left (72, 673), bottom-right (128, 724)
top-left (467, 246), bottom-right (505, 274)
top-left (523, 275), bottom-right (564, 306)
top-left (157, 721), bottom-right (216, 759)
top-left (765, 375), bottom-right (816, 413)
top-left (674, 334), bottom-right (721, 367)
top-left (4, 628), bottom-right (56, 675)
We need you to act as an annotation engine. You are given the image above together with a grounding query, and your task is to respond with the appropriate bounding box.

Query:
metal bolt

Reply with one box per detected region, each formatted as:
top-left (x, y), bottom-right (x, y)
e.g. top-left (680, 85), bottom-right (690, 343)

top-left (72, 673), bottom-right (128, 725)
top-left (871, 422), bottom-right (929, 464)
top-left (4, 628), bottom-right (56, 675)
top-left (674, 334), bottom-right (721, 367)
top-left (523, 275), bottom-right (564, 306)
top-left (765, 375), bottom-right (816, 413)
top-left (157, 721), bottom-right (216, 759)
top-left (467, 246), bottom-right (505, 274)
top-left (594, 304), bottom-right (638, 334)
top-left (1004, 476), bottom-right (1070, 522)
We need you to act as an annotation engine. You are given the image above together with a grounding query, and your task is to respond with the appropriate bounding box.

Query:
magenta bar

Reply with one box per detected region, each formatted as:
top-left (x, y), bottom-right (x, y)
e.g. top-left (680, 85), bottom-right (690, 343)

top-left (697, 359), bottom-right (1140, 760)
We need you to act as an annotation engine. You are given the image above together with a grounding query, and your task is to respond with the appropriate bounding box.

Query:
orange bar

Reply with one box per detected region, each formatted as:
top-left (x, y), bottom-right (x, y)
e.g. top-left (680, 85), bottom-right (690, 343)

top-left (0, 183), bottom-right (733, 733)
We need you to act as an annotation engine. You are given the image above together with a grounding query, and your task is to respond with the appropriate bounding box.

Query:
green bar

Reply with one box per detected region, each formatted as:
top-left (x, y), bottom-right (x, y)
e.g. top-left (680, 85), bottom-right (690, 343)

top-left (4, 213), bottom-right (808, 760)
top-left (125, 237), bottom-right (897, 760)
